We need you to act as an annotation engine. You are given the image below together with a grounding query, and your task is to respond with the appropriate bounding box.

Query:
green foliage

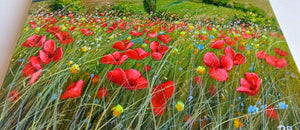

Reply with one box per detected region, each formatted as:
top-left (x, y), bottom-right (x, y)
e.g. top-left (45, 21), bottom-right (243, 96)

top-left (232, 11), bottom-right (277, 29)
top-left (202, 0), bottom-right (229, 6)
top-left (152, 9), bottom-right (181, 21)
top-left (50, 0), bottom-right (84, 13)
top-left (233, 2), bottom-right (266, 17)
top-left (111, 2), bottom-right (140, 16)
top-left (143, 0), bottom-right (157, 14)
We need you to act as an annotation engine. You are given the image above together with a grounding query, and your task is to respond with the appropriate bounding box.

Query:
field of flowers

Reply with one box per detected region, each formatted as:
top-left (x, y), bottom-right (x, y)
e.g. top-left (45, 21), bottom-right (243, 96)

top-left (0, 2), bottom-right (300, 129)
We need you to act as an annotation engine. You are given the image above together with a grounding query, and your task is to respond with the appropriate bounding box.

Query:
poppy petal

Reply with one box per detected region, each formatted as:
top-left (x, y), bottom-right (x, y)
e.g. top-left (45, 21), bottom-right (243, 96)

top-left (43, 40), bottom-right (56, 54)
top-left (158, 45), bottom-right (168, 54)
top-left (233, 53), bottom-right (246, 65)
top-left (100, 54), bottom-right (116, 65)
top-left (220, 55), bottom-right (233, 71)
top-left (150, 41), bottom-right (159, 52)
top-left (29, 56), bottom-right (42, 69)
top-left (203, 52), bottom-right (220, 68)
top-left (39, 50), bottom-right (52, 65)
top-left (53, 47), bottom-right (63, 62)
top-left (151, 52), bottom-right (163, 60)
top-left (28, 70), bottom-right (42, 85)
top-left (274, 48), bottom-right (288, 57)
top-left (224, 47), bottom-right (236, 59)
top-left (208, 68), bottom-right (228, 81)
top-left (107, 68), bottom-right (130, 87)
top-left (210, 40), bottom-right (224, 49)
top-left (256, 50), bottom-right (268, 59)
top-left (22, 64), bottom-right (35, 77)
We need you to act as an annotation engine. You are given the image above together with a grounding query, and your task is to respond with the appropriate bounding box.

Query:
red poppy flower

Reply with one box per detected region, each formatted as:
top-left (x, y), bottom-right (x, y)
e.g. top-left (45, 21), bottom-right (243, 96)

top-left (107, 68), bottom-right (148, 90)
top-left (61, 79), bottom-right (84, 99)
top-left (256, 50), bottom-right (268, 59)
top-left (100, 22), bottom-right (108, 27)
top-left (21, 35), bottom-right (46, 47)
top-left (147, 32), bottom-right (158, 38)
top-left (208, 85), bottom-right (217, 96)
top-left (224, 47), bottom-right (246, 65)
top-left (22, 56), bottom-right (43, 85)
top-left (144, 65), bottom-right (151, 72)
top-left (98, 87), bottom-right (108, 98)
top-left (151, 81), bottom-right (175, 115)
top-left (112, 40), bottom-right (134, 50)
top-left (144, 39), bottom-right (150, 44)
top-left (194, 76), bottom-right (202, 85)
top-left (236, 73), bottom-right (262, 96)
top-left (55, 31), bottom-right (74, 44)
top-left (129, 30), bottom-right (144, 36)
top-left (224, 37), bottom-right (237, 46)
top-left (238, 46), bottom-right (245, 51)
top-left (199, 34), bottom-right (208, 41)
top-left (46, 26), bottom-right (60, 34)
top-left (80, 28), bottom-right (95, 36)
top-left (100, 51), bottom-right (128, 65)
top-left (266, 106), bottom-right (278, 119)
top-left (274, 48), bottom-right (288, 57)
top-left (38, 40), bottom-right (63, 65)
top-left (125, 48), bottom-right (150, 60)
top-left (157, 34), bottom-right (172, 44)
top-left (210, 40), bottom-right (224, 49)
top-left (8, 91), bottom-right (19, 102)
top-left (150, 41), bottom-right (169, 60)
top-left (265, 55), bottom-right (287, 69)
top-left (242, 33), bottom-right (251, 39)
top-left (203, 52), bottom-right (233, 81)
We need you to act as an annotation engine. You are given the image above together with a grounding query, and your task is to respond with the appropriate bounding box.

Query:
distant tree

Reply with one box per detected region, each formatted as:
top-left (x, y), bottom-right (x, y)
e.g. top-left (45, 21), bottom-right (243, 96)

top-left (143, 0), bottom-right (156, 15)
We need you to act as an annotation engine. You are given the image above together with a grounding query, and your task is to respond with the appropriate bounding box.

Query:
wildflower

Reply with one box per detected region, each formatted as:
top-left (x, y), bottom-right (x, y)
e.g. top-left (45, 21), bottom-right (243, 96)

top-left (210, 40), bottom-right (224, 49)
top-left (236, 73), bottom-right (262, 96)
top-left (39, 40), bottom-right (63, 65)
top-left (98, 88), bottom-right (108, 98)
top-left (157, 34), bottom-right (172, 44)
top-left (61, 79), bottom-right (84, 99)
top-left (224, 47), bottom-right (246, 65)
top-left (124, 48), bottom-right (150, 60)
top-left (80, 28), bottom-right (95, 36)
top-left (81, 46), bottom-right (89, 52)
top-left (150, 41), bottom-right (169, 60)
top-left (266, 106), bottom-right (278, 119)
top-left (256, 50), bottom-right (268, 59)
top-left (151, 81), bottom-right (175, 115)
top-left (67, 61), bottom-right (74, 66)
top-left (274, 48), bottom-right (288, 57)
top-left (21, 35), bottom-right (46, 47)
top-left (196, 66), bottom-right (205, 74)
top-left (107, 68), bottom-right (148, 90)
top-left (112, 40), bottom-right (134, 50)
top-left (175, 101), bottom-right (184, 111)
top-left (143, 65), bottom-right (151, 72)
top-left (100, 51), bottom-right (128, 65)
top-left (279, 102), bottom-right (288, 110)
top-left (112, 105), bottom-right (123, 117)
top-left (194, 76), bottom-right (202, 85)
top-left (147, 31), bottom-right (157, 38)
top-left (265, 55), bottom-right (287, 69)
top-left (203, 52), bottom-right (233, 81)
top-left (224, 37), bottom-right (236, 46)
top-left (22, 56), bottom-right (43, 85)
top-left (55, 31), bottom-right (74, 44)
top-left (70, 64), bottom-right (80, 73)
top-left (8, 91), bottom-right (19, 102)
top-left (233, 118), bottom-right (243, 128)
top-left (141, 43), bottom-right (147, 48)
top-left (180, 31), bottom-right (186, 36)
top-left (92, 75), bottom-right (99, 84)
top-left (248, 105), bottom-right (259, 114)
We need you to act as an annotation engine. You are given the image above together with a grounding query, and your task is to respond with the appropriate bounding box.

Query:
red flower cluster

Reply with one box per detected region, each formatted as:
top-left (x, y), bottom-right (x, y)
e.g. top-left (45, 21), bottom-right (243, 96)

top-left (256, 50), bottom-right (287, 69)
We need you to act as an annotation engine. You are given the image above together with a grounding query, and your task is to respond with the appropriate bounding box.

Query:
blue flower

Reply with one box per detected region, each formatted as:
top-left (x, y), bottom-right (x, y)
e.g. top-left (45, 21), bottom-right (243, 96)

top-left (248, 105), bottom-right (259, 114)
top-left (94, 99), bottom-right (99, 104)
top-left (257, 101), bottom-right (261, 105)
top-left (246, 44), bottom-right (251, 51)
top-left (209, 35), bottom-right (215, 40)
top-left (90, 74), bottom-right (94, 78)
top-left (279, 102), bottom-right (288, 110)
top-left (249, 66), bottom-right (254, 72)
top-left (198, 44), bottom-right (204, 50)
top-left (51, 94), bottom-right (58, 102)
top-left (241, 103), bottom-right (244, 107)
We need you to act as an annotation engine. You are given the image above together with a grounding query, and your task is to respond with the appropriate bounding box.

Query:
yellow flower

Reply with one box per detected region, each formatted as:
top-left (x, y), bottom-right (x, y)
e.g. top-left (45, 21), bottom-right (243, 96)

top-left (112, 105), bottom-right (123, 117)
top-left (173, 48), bottom-right (179, 55)
top-left (175, 101), bottom-right (184, 111)
top-left (141, 43), bottom-right (147, 48)
top-left (180, 31), bottom-right (186, 36)
top-left (127, 37), bottom-right (131, 40)
top-left (70, 64), bottom-right (80, 74)
top-left (81, 46), bottom-right (89, 52)
top-left (247, 50), bottom-right (250, 54)
top-left (196, 66), bottom-right (205, 74)
top-left (193, 49), bottom-right (199, 54)
top-left (67, 61), bottom-right (74, 66)
top-left (34, 27), bottom-right (41, 33)
top-left (233, 118), bottom-right (240, 128)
